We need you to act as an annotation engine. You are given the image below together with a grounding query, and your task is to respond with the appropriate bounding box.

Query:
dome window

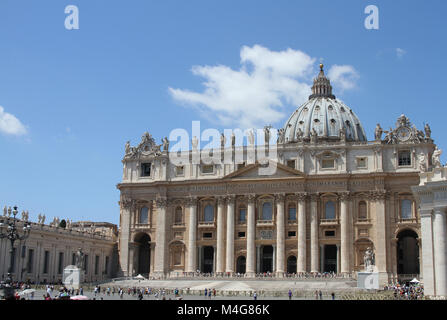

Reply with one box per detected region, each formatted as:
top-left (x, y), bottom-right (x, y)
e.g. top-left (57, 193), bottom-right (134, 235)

top-left (328, 105), bottom-right (333, 111)
top-left (314, 119), bottom-right (320, 123)
top-left (345, 120), bottom-right (351, 126)
top-left (330, 119), bottom-right (336, 124)
top-left (315, 106), bottom-right (320, 111)
top-left (340, 107), bottom-right (345, 112)
top-left (299, 121), bottom-right (304, 125)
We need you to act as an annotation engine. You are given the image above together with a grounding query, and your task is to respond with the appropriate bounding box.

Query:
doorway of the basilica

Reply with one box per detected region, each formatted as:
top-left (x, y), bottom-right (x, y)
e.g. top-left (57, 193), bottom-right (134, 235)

top-left (287, 255), bottom-right (297, 274)
top-left (323, 245), bottom-right (337, 273)
top-left (236, 256), bottom-right (246, 274)
top-left (261, 245), bottom-right (274, 273)
top-left (135, 233), bottom-right (151, 275)
top-left (202, 246), bottom-right (214, 273)
top-left (397, 229), bottom-right (420, 275)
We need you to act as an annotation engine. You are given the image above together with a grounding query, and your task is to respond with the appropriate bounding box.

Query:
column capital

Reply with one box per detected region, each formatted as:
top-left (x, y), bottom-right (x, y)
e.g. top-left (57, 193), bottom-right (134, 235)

top-left (368, 190), bottom-right (388, 201)
top-left (338, 191), bottom-right (351, 202)
top-left (217, 196), bottom-right (226, 206)
top-left (225, 194), bottom-right (236, 204)
top-left (186, 196), bottom-right (198, 207)
top-left (247, 194), bottom-right (256, 204)
top-left (119, 195), bottom-right (136, 210)
top-left (155, 197), bottom-right (168, 208)
top-left (274, 193), bottom-right (286, 202)
top-left (309, 193), bottom-right (320, 202)
top-left (295, 192), bottom-right (308, 202)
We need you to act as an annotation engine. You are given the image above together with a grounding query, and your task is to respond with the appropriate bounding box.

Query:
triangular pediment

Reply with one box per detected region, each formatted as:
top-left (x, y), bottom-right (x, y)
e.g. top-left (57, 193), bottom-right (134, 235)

top-left (223, 161), bottom-right (305, 180)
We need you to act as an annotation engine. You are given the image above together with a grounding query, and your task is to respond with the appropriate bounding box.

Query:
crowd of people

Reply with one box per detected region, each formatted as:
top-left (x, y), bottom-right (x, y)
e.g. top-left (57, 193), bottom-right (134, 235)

top-left (155, 271), bottom-right (354, 280)
top-left (384, 283), bottom-right (424, 300)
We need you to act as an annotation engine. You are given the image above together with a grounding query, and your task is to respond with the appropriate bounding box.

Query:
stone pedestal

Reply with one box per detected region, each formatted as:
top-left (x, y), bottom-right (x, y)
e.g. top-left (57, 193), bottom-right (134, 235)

top-left (63, 266), bottom-right (84, 290)
top-left (357, 272), bottom-right (379, 290)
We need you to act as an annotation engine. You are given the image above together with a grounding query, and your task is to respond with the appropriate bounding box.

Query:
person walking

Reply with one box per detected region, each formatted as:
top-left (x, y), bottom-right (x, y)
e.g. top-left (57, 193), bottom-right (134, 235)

top-left (331, 292), bottom-right (335, 300)
top-left (319, 290), bottom-right (322, 300)
top-left (253, 292), bottom-right (257, 300)
top-left (208, 289), bottom-right (212, 299)
top-left (315, 290), bottom-right (319, 300)
top-left (204, 288), bottom-right (208, 298)
top-left (288, 289), bottom-right (292, 300)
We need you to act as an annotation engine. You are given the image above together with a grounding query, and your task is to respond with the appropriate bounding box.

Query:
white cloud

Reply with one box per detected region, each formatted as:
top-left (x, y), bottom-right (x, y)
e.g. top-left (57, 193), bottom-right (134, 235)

top-left (169, 45), bottom-right (358, 129)
top-left (396, 48), bottom-right (406, 59)
top-left (327, 65), bottom-right (360, 92)
top-left (0, 106), bottom-right (27, 136)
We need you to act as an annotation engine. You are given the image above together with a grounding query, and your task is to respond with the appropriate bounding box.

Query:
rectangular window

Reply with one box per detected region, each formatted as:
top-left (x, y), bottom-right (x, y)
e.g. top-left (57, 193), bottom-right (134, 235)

top-left (141, 163), bottom-right (152, 177)
top-left (357, 157), bottom-right (367, 169)
top-left (288, 231), bottom-right (296, 237)
top-left (72, 253), bottom-right (76, 266)
top-left (288, 207), bottom-right (296, 221)
top-left (201, 164), bottom-right (214, 174)
top-left (105, 256), bottom-right (110, 275)
top-left (84, 255), bottom-right (89, 273)
top-left (58, 252), bottom-right (64, 274)
top-left (238, 232), bottom-right (246, 238)
top-left (401, 199), bottom-right (413, 219)
top-left (43, 251), bottom-right (50, 274)
top-left (321, 159), bottom-right (335, 169)
top-left (27, 249), bottom-right (34, 273)
top-left (21, 245), bottom-right (27, 258)
top-left (95, 255), bottom-right (99, 275)
top-left (239, 208), bottom-right (247, 223)
top-left (398, 151), bottom-right (411, 166)
top-left (287, 160), bottom-right (296, 169)
top-left (176, 165), bottom-right (184, 176)
top-left (203, 232), bottom-right (213, 239)
top-left (325, 230), bottom-right (336, 237)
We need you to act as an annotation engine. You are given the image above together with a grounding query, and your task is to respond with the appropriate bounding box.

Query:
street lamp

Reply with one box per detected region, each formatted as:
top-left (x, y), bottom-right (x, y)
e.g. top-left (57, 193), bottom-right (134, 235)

top-left (0, 206), bottom-right (32, 300)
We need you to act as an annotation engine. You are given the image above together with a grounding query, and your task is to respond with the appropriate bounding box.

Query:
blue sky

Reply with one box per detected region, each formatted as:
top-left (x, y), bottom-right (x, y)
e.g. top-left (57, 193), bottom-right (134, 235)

top-left (0, 0), bottom-right (446, 225)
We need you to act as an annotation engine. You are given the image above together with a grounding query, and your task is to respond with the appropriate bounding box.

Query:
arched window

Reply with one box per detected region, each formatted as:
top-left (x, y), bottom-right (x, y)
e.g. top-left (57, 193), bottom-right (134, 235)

top-left (204, 204), bottom-right (214, 222)
top-left (175, 206), bottom-right (183, 224)
top-left (358, 201), bottom-right (367, 220)
top-left (401, 200), bottom-right (412, 219)
top-left (139, 207), bottom-right (149, 224)
top-left (262, 202), bottom-right (273, 221)
top-left (238, 207), bottom-right (247, 223)
top-left (288, 205), bottom-right (296, 221)
top-left (325, 201), bottom-right (336, 220)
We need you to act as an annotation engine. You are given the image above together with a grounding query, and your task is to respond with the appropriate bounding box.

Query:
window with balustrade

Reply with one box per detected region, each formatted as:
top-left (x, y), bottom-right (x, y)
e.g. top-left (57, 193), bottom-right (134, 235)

top-left (204, 204), bottom-right (214, 222)
top-left (401, 199), bottom-right (413, 220)
top-left (238, 206), bottom-right (247, 223)
top-left (174, 206), bottom-right (183, 224)
top-left (261, 201), bottom-right (273, 221)
top-left (324, 201), bottom-right (336, 220)
top-left (288, 204), bottom-right (296, 221)
top-left (139, 207), bottom-right (149, 224)
top-left (358, 201), bottom-right (367, 220)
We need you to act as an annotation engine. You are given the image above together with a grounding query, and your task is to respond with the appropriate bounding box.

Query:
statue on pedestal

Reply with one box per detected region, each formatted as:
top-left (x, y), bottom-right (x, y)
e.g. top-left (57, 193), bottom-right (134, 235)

top-left (247, 129), bottom-right (255, 146)
top-left (374, 124), bottom-right (383, 141)
top-left (364, 247), bottom-right (375, 272)
top-left (425, 123), bottom-right (431, 139)
top-left (75, 248), bottom-right (85, 270)
top-left (433, 147), bottom-right (443, 168)
top-left (296, 128), bottom-right (304, 142)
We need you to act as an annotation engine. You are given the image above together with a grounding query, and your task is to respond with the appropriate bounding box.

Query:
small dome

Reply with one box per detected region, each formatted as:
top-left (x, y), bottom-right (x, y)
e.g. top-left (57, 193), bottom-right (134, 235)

top-left (283, 65), bottom-right (367, 143)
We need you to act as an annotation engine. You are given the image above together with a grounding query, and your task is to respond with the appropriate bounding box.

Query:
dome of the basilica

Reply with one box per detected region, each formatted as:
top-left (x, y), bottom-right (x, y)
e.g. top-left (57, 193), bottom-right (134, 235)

top-left (283, 64), bottom-right (367, 143)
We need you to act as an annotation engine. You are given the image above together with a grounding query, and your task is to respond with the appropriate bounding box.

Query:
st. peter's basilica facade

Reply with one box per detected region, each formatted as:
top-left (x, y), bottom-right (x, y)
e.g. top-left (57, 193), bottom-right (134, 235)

top-left (117, 65), bottom-right (437, 285)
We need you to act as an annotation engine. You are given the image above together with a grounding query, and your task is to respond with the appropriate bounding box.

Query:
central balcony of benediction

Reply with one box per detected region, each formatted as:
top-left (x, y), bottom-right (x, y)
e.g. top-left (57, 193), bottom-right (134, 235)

top-left (256, 220), bottom-right (275, 227)
top-left (319, 218), bottom-right (339, 226)
top-left (198, 221), bottom-right (216, 228)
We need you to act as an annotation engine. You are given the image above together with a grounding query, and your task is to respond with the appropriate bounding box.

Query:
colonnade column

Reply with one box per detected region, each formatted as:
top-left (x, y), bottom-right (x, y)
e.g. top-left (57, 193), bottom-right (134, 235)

top-left (225, 195), bottom-right (235, 274)
top-left (340, 192), bottom-right (350, 274)
top-left (275, 193), bottom-right (285, 277)
top-left (216, 197), bottom-right (226, 274)
top-left (310, 193), bottom-right (319, 273)
top-left (186, 197), bottom-right (197, 274)
top-left (297, 193), bottom-right (307, 273)
top-left (154, 197), bottom-right (168, 276)
top-left (373, 191), bottom-right (388, 284)
top-left (246, 194), bottom-right (256, 277)
top-left (433, 208), bottom-right (447, 296)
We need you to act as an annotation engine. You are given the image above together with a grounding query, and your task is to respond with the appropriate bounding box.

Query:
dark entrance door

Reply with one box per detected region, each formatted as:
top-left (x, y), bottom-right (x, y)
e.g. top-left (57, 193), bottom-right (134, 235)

top-left (287, 256), bottom-right (297, 274)
top-left (135, 233), bottom-right (151, 275)
top-left (324, 245), bottom-right (337, 273)
top-left (397, 230), bottom-right (420, 274)
top-left (261, 246), bottom-right (273, 273)
top-left (236, 256), bottom-right (246, 274)
top-left (203, 246), bottom-right (214, 273)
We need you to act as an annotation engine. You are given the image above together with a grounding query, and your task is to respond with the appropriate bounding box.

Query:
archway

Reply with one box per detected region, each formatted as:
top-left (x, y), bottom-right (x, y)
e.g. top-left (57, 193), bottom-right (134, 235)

top-left (134, 233), bottom-right (151, 275)
top-left (287, 256), bottom-right (297, 274)
top-left (202, 246), bottom-right (214, 273)
top-left (236, 256), bottom-right (246, 274)
top-left (323, 245), bottom-right (337, 273)
top-left (261, 245), bottom-right (273, 273)
top-left (397, 229), bottom-right (419, 274)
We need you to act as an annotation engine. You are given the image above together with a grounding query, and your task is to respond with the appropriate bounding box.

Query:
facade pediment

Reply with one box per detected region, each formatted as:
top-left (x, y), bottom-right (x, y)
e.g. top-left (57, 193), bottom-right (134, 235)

top-left (223, 161), bottom-right (305, 180)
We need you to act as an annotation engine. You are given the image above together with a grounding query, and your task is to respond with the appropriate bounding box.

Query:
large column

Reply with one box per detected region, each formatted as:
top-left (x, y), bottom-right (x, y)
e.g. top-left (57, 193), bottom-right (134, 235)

top-left (310, 194), bottom-right (319, 273)
top-left (297, 193), bottom-right (307, 273)
top-left (154, 197), bottom-right (168, 276)
top-left (340, 192), bottom-right (350, 273)
top-left (419, 209), bottom-right (435, 296)
top-left (186, 197), bottom-right (198, 274)
top-left (246, 195), bottom-right (256, 277)
top-left (225, 195), bottom-right (235, 274)
top-left (373, 191), bottom-right (388, 285)
top-left (216, 197), bottom-right (226, 274)
top-left (118, 196), bottom-right (134, 277)
top-left (275, 194), bottom-right (285, 276)
top-left (433, 208), bottom-right (447, 296)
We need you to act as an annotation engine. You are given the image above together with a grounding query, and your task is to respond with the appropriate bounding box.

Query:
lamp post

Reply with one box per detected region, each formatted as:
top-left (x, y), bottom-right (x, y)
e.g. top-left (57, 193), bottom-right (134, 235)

top-left (0, 206), bottom-right (32, 300)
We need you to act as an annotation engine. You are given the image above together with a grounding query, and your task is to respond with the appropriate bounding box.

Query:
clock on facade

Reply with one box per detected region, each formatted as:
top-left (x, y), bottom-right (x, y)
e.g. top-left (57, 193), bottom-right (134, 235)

top-left (396, 127), bottom-right (411, 142)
